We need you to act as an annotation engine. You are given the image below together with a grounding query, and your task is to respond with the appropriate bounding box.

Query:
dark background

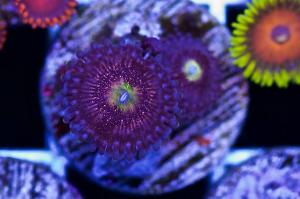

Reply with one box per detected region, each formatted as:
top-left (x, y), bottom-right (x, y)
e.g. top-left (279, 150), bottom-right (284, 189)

top-left (0, 3), bottom-right (299, 199)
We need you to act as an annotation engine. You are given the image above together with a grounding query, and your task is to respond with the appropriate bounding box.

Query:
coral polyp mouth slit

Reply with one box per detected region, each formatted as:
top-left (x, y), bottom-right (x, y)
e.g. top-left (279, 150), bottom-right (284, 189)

top-left (14, 0), bottom-right (77, 28)
top-left (271, 25), bottom-right (291, 44)
top-left (109, 81), bottom-right (137, 112)
top-left (0, 20), bottom-right (7, 50)
top-left (119, 90), bottom-right (130, 104)
top-left (183, 59), bottom-right (203, 82)
top-left (231, 0), bottom-right (300, 87)
top-left (61, 42), bottom-right (178, 160)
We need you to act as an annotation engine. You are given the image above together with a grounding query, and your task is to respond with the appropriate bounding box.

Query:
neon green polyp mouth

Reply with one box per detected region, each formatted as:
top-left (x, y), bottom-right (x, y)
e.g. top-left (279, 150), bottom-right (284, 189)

top-left (182, 59), bottom-right (203, 82)
top-left (109, 81), bottom-right (137, 112)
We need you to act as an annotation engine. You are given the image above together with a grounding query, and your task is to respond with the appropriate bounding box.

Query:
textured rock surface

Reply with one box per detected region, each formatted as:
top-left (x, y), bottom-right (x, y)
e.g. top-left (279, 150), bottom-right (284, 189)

top-left (41, 0), bottom-right (249, 195)
top-left (207, 148), bottom-right (300, 199)
top-left (0, 157), bottom-right (82, 199)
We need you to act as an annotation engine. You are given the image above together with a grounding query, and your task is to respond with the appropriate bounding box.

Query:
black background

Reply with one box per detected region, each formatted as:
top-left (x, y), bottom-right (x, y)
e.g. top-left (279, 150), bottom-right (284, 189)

top-left (0, 3), bottom-right (299, 199)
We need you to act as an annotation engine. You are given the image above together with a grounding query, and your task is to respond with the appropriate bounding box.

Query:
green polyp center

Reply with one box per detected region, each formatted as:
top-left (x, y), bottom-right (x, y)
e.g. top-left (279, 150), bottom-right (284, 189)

top-left (110, 82), bottom-right (137, 112)
top-left (182, 59), bottom-right (203, 82)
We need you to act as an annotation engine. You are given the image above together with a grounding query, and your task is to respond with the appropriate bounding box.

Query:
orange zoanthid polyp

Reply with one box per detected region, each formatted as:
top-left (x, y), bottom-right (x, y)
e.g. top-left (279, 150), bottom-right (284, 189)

top-left (0, 20), bottom-right (7, 50)
top-left (15, 0), bottom-right (77, 28)
top-left (251, 9), bottom-right (300, 65)
top-left (230, 0), bottom-right (300, 88)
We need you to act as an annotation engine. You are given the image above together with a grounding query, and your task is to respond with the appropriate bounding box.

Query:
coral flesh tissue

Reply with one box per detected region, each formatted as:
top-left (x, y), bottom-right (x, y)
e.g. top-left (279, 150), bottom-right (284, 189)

top-left (60, 41), bottom-right (179, 160)
top-left (1, 0), bottom-right (299, 198)
top-left (39, 0), bottom-right (249, 194)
